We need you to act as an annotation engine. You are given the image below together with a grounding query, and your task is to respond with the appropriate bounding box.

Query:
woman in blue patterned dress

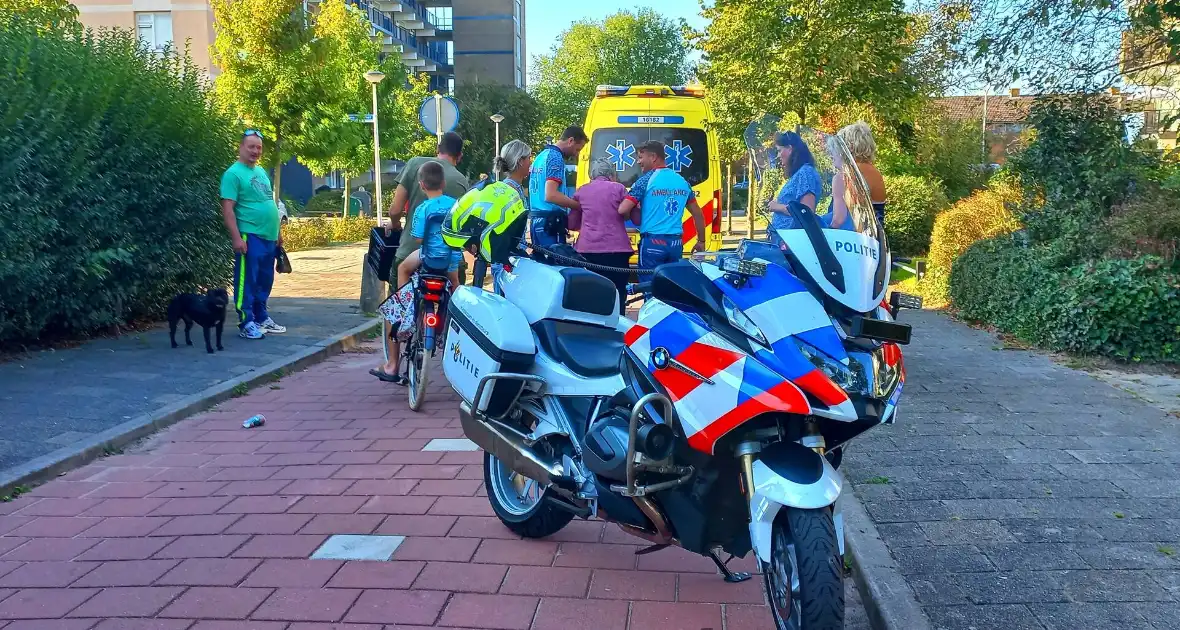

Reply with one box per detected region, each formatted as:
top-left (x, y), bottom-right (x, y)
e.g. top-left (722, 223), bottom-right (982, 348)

top-left (765, 131), bottom-right (824, 245)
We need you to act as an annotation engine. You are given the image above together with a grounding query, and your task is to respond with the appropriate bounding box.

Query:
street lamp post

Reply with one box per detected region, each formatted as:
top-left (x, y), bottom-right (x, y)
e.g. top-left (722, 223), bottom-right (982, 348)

top-left (365, 70), bottom-right (386, 223)
top-left (361, 70), bottom-right (387, 331)
top-left (490, 113), bottom-right (504, 180)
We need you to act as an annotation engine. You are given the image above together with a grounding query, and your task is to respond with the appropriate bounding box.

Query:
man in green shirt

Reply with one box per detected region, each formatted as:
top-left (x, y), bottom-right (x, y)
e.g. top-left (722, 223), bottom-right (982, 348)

top-left (220, 130), bottom-right (285, 340)
top-left (386, 131), bottom-right (470, 269)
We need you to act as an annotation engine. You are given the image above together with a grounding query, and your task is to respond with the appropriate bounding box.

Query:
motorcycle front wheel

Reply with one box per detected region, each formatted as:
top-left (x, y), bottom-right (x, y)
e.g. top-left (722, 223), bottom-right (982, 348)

top-left (484, 451), bottom-right (573, 538)
top-left (764, 507), bottom-right (844, 630)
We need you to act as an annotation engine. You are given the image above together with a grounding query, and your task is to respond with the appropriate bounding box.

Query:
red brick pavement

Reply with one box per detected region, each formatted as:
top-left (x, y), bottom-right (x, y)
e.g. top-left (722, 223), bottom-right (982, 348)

top-left (0, 345), bottom-right (770, 629)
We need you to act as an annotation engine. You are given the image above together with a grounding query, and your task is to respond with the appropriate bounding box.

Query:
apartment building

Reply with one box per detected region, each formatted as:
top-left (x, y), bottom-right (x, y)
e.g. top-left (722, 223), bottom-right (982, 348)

top-left (70, 0), bottom-right (526, 93)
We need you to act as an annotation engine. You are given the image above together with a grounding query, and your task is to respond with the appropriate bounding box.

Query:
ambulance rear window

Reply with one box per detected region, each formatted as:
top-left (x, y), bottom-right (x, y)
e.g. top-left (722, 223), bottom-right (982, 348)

top-left (589, 128), bottom-right (709, 188)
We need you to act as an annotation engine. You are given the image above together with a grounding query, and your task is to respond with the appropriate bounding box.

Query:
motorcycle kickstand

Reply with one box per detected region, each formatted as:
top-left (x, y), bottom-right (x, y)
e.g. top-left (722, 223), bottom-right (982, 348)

top-left (709, 550), bottom-right (752, 583)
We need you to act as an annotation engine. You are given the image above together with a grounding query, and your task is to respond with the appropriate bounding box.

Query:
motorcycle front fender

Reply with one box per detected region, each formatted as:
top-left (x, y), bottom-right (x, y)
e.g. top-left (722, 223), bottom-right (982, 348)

top-left (747, 441), bottom-right (844, 564)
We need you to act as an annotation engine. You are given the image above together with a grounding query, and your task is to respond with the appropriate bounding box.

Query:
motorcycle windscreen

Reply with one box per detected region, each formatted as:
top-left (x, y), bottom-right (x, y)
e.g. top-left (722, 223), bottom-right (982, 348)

top-left (773, 134), bottom-right (889, 313)
top-left (589, 127), bottom-right (710, 229)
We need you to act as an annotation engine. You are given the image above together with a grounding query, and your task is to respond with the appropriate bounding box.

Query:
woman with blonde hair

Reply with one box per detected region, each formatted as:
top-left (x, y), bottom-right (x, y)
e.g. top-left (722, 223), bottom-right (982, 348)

top-left (837, 121), bottom-right (887, 228)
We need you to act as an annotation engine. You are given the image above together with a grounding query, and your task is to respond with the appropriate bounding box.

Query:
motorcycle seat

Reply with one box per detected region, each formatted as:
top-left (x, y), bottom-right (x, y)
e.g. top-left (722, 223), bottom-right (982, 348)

top-left (532, 319), bottom-right (625, 378)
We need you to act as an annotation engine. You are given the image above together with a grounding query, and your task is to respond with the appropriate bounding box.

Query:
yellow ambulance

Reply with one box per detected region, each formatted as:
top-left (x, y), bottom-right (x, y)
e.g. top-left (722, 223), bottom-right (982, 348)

top-left (576, 85), bottom-right (724, 258)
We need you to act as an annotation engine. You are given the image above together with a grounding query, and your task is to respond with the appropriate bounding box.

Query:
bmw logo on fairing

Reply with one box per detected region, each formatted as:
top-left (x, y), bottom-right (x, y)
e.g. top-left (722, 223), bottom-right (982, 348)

top-left (651, 347), bottom-right (671, 369)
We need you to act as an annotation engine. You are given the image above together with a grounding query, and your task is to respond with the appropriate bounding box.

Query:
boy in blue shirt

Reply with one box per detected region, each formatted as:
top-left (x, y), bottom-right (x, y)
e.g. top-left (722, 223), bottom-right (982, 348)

top-left (397, 161), bottom-right (461, 289)
top-left (527, 126), bottom-right (588, 248)
top-left (618, 140), bottom-right (706, 270)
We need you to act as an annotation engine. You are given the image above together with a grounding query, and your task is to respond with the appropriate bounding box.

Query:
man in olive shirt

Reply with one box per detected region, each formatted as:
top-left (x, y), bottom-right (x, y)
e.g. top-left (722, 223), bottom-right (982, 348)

top-left (387, 131), bottom-right (470, 270)
top-left (220, 130), bottom-right (284, 340)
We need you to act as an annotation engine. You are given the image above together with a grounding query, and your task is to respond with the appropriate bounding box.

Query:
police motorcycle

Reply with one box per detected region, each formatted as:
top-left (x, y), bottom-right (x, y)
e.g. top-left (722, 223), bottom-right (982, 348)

top-left (440, 120), bottom-right (918, 629)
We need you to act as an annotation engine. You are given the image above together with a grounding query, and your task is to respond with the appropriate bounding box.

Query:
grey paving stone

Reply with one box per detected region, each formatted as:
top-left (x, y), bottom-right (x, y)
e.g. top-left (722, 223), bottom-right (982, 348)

top-left (864, 500), bottom-right (952, 523)
top-left (927, 604), bottom-right (1046, 630)
top-left (948, 571), bottom-right (1069, 605)
top-left (921, 520), bottom-right (1017, 546)
top-left (1033, 603), bottom-right (1154, 630)
top-left (1088, 519), bottom-right (1180, 543)
top-left (874, 522), bottom-right (931, 548)
top-left (1072, 543), bottom-right (1180, 570)
top-left (1057, 569), bottom-right (1175, 602)
top-left (1142, 602), bottom-right (1180, 630)
top-left (1000, 520), bottom-right (1106, 544)
top-left (892, 545), bottom-right (995, 575)
top-left (980, 543), bottom-right (1092, 571)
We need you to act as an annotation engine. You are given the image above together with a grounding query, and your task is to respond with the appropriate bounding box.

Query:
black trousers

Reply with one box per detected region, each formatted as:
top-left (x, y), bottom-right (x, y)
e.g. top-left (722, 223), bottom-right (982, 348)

top-left (581, 251), bottom-right (632, 315)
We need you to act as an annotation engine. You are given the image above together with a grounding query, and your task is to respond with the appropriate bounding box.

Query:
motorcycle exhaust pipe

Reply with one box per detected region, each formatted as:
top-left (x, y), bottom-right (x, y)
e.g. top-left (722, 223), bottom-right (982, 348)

top-left (459, 401), bottom-right (577, 491)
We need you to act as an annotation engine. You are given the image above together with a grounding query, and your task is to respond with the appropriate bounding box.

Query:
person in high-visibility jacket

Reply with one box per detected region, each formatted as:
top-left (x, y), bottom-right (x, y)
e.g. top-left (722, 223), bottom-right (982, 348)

top-left (442, 140), bottom-right (532, 289)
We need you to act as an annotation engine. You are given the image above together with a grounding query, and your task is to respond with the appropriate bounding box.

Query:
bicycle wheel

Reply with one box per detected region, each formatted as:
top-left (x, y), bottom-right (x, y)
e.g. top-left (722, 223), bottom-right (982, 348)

top-left (407, 314), bottom-right (429, 411)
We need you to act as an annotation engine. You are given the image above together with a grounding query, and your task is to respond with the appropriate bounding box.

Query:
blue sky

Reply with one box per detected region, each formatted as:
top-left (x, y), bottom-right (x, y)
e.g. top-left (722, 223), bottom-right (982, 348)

top-left (524, 1), bottom-right (708, 84)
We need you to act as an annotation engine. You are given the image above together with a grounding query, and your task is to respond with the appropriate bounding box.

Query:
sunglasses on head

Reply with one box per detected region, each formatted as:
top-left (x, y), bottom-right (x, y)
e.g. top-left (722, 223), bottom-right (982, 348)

top-left (243, 130), bottom-right (264, 140)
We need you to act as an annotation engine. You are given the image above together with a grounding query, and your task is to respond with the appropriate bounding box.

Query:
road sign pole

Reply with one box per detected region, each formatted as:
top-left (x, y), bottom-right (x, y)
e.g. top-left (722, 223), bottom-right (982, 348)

top-left (434, 93), bottom-right (443, 143)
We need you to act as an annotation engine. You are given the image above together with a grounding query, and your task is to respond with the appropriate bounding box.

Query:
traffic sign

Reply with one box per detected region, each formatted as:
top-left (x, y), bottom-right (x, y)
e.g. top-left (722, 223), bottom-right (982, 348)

top-left (418, 95), bottom-right (459, 136)
top-left (348, 114), bottom-right (375, 123)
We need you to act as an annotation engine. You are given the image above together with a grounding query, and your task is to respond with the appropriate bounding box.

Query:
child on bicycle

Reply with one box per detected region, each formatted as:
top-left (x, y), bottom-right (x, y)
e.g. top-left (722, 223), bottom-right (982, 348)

top-left (371, 161), bottom-right (459, 385)
top-left (397, 161), bottom-right (461, 289)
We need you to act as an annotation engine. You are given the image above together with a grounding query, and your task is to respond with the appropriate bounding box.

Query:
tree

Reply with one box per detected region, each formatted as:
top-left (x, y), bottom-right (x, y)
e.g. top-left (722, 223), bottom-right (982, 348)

top-left (532, 9), bottom-right (691, 139)
top-left (961, 0), bottom-right (1180, 92)
top-left (0, 0), bottom-right (78, 33)
top-left (453, 82), bottom-right (543, 180)
top-left (692, 0), bottom-right (921, 135)
top-left (210, 0), bottom-right (379, 199)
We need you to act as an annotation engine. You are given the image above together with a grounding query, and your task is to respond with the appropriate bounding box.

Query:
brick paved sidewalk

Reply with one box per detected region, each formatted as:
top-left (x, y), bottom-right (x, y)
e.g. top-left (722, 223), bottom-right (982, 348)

top-left (0, 343), bottom-right (870, 629)
top-left (0, 242), bottom-right (371, 478)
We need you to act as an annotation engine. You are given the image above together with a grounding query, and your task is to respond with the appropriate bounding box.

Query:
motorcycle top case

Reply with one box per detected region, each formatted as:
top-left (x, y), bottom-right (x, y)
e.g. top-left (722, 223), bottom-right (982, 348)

top-left (443, 286), bottom-right (536, 417)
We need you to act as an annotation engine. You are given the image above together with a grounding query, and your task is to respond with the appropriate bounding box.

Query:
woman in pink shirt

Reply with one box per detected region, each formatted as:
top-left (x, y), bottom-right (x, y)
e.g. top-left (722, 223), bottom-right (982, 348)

top-left (570, 159), bottom-right (636, 314)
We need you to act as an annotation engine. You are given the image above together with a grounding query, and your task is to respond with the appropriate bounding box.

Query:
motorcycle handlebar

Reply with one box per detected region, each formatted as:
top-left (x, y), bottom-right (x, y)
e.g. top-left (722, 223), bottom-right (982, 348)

top-left (627, 282), bottom-right (651, 295)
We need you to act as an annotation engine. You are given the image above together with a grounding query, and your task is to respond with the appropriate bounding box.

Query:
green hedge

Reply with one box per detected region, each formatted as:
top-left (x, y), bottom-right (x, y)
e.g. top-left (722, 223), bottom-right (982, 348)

top-left (279, 217), bottom-right (375, 252)
top-left (951, 235), bottom-right (1180, 362)
top-left (883, 174), bottom-right (947, 257)
top-left (0, 22), bottom-right (235, 345)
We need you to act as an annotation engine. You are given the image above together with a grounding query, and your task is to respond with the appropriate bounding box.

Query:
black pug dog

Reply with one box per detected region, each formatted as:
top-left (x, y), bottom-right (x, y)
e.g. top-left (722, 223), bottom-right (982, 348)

top-left (168, 288), bottom-right (229, 354)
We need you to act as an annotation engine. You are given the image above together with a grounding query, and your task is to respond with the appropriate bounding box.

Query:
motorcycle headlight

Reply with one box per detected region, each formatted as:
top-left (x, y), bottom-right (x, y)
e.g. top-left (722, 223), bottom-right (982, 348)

top-left (722, 296), bottom-right (768, 347)
top-left (794, 339), bottom-right (869, 396)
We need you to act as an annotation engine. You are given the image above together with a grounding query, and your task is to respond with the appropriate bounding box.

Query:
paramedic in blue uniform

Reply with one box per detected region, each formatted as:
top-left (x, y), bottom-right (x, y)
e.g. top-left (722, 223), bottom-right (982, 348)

top-left (527, 126), bottom-right (589, 248)
top-left (618, 140), bottom-right (707, 269)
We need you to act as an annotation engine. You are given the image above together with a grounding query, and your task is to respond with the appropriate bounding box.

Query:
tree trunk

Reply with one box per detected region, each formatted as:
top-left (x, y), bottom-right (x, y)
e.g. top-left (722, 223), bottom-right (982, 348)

top-left (272, 135), bottom-right (284, 203)
top-left (726, 162), bottom-right (734, 234)
top-left (746, 157), bottom-right (754, 240)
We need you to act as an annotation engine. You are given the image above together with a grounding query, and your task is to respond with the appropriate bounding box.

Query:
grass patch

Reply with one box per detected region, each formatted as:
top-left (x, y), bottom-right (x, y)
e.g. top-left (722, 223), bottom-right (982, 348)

top-left (1159, 545), bottom-right (1175, 557)
top-left (864, 476), bottom-right (891, 485)
top-left (231, 383), bottom-right (249, 398)
top-left (1114, 512), bottom-right (1126, 519)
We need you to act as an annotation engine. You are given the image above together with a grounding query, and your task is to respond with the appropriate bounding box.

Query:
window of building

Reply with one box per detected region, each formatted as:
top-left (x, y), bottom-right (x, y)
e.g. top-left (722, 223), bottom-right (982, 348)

top-left (514, 0), bottom-right (521, 22)
top-left (428, 6), bottom-right (452, 30)
top-left (446, 40), bottom-right (454, 65)
top-left (447, 77), bottom-right (456, 94)
top-left (136, 12), bottom-right (173, 53)
top-left (515, 34), bottom-right (521, 65)
top-left (516, 67), bottom-right (523, 88)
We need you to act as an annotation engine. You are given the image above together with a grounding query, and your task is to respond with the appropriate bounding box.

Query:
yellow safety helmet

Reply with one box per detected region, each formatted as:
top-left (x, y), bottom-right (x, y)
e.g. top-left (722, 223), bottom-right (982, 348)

top-left (442, 181), bottom-right (527, 264)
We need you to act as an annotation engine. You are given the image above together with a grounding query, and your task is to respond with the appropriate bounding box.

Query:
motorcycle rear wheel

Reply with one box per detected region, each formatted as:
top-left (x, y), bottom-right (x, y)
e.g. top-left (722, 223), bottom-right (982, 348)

top-left (484, 451), bottom-right (573, 538)
top-left (764, 507), bottom-right (844, 630)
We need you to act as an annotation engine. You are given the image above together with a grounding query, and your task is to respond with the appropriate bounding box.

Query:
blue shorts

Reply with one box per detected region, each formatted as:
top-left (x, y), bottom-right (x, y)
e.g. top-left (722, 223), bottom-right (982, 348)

top-left (638, 234), bottom-right (682, 270)
top-left (529, 214), bottom-right (566, 250)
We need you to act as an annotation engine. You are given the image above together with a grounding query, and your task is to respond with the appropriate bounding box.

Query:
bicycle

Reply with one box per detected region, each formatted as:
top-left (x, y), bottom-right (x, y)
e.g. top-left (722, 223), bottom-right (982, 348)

top-left (404, 269), bottom-right (452, 411)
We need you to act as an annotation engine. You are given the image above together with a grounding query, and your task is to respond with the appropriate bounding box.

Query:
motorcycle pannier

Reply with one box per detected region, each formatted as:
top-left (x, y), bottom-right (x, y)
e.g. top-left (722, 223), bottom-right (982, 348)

top-left (443, 286), bottom-right (537, 417)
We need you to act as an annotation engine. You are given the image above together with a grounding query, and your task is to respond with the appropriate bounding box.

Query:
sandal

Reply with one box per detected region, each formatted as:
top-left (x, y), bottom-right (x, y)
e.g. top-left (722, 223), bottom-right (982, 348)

top-left (369, 368), bottom-right (408, 385)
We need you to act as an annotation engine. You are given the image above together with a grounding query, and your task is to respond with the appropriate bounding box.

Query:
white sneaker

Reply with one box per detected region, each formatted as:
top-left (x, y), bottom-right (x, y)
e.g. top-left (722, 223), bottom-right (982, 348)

top-left (239, 322), bottom-right (265, 339)
top-left (259, 318), bottom-right (286, 334)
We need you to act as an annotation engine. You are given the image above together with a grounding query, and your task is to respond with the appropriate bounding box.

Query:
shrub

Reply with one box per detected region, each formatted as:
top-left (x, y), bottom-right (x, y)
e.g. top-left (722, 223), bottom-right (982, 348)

top-left (917, 178), bottom-right (1023, 306)
top-left (330, 216), bottom-right (375, 243)
top-left (280, 216), bottom-right (374, 252)
top-left (951, 236), bottom-right (1180, 362)
top-left (1105, 184), bottom-right (1180, 266)
top-left (883, 174), bottom-right (947, 257)
top-left (0, 22), bottom-right (235, 345)
top-left (305, 190), bottom-right (344, 216)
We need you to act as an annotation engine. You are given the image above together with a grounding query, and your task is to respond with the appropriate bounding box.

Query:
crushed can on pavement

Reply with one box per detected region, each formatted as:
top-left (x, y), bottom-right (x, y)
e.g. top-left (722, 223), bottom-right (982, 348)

top-left (242, 414), bottom-right (266, 429)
